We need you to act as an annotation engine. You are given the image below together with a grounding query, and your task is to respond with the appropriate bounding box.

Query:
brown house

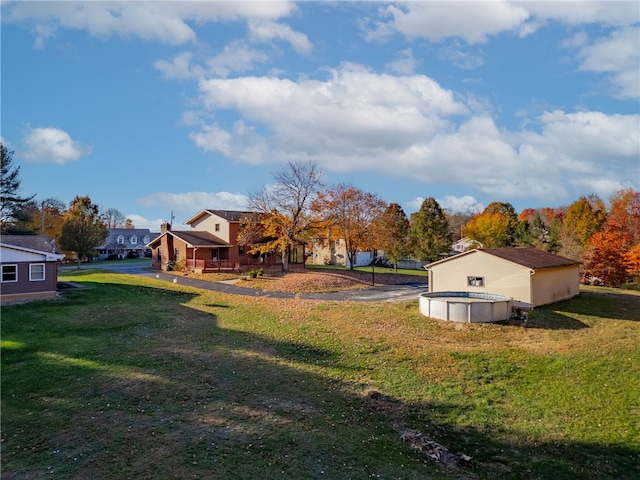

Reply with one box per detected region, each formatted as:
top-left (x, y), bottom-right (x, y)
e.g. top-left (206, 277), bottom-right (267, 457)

top-left (427, 248), bottom-right (581, 309)
top-left (1, 235), bottom-right (65, 304)
top-left (147, 210), bottom-right (264, 272)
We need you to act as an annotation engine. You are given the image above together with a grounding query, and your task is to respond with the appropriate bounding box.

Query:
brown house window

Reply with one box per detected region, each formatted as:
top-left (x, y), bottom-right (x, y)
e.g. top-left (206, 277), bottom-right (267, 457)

top-left (468, 276), bottom-right (484, 287)
top-left (2, 264), bottom-right (17, 282)
top-left (29, 263), bottom-right (45, 281)
top-left (174, 248), bottom-right (180, 261)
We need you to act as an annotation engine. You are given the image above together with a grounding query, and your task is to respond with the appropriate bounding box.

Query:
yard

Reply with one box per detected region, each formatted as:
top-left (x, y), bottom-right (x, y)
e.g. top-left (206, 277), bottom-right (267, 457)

top-left (1, 269), bottom-right (639, 479)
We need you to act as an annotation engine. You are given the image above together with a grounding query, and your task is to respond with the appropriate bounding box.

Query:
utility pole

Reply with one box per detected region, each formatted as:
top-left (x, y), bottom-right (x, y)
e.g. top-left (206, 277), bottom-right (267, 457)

top-left (40, 200), bottom-right (46, 235)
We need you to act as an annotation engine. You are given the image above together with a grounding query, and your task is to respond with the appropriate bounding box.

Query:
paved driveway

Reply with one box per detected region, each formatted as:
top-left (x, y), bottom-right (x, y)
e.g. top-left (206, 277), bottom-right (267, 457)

top-left (62, 261), bottom-right (427, 302)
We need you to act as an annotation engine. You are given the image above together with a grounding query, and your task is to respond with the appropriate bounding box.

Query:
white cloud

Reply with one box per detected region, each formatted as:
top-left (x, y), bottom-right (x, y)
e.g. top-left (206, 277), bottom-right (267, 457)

top-left (373, 1), bottom-right (530, 44)
top-left (576, 26), bottom-right (640, 99)
top-left (185, 64), bottom-right (638, 205)
top-left (4, 1), bottom-right (298, 46)
top-left (522, 1), bottom-right (639, 28)
top-left (406, 195), bottom-right (484, 214)
top-left (154, 51), bottom-right (202, 80)
top-left (437, 42), bottom-right (485, 70)
top-left (438, 195), bottom-right (485, 214)
top-left (137, 191), bottom-right (250, 215)
top-left (248, 19), bottom-right (312, 55)
top-left (206, 42), bottom-right (271, 78)
top-left (21, 127), bottom-right (90, 164)
top-left (386, 48), bottom-right (419, 75)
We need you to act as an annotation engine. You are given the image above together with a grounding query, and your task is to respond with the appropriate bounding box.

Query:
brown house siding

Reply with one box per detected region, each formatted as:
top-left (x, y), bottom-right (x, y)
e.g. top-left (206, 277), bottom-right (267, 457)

top-left (1, 261), bottom-right (59, 303)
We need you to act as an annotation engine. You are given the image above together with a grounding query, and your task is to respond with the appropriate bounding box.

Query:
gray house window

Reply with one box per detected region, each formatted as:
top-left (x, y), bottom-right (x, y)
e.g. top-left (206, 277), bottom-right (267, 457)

top-left (30, 263), bottom-right (45, 281)
top-left (467, 276), bottom-right (484, 287)
top-left (130, 235), bottom-right (137, 245)
top-left (2, 264), bottom-right (18, 282)
top-left (117, 235), bottom-right (125, 245)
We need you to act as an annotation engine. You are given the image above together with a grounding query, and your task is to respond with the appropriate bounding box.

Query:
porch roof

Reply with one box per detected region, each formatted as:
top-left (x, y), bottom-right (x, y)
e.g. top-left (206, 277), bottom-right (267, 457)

top-left (147, 230), bottom-right (232, 249)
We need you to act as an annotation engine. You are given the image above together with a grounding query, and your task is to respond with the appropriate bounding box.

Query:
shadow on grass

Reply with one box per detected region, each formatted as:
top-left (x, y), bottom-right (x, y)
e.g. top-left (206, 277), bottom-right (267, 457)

top-left (2, 280), bottom-right (638, 480)
top-left (499, 288), bottom-right (640, 330)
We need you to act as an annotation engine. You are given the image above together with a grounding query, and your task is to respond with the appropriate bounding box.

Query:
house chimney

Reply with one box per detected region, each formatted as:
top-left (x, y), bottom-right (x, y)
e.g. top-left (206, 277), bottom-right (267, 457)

top-left (161, 222), bottom-right (171, 233)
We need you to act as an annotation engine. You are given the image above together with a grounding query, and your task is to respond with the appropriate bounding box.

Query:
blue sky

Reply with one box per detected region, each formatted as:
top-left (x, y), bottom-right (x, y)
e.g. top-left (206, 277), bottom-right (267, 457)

top-left (2, 1), bottom-right (639, 232)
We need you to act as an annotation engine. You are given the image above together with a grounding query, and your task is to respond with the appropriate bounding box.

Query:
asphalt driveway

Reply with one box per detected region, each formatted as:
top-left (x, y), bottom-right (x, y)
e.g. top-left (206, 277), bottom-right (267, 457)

top-left (61, 261), bottom-right (427, 302)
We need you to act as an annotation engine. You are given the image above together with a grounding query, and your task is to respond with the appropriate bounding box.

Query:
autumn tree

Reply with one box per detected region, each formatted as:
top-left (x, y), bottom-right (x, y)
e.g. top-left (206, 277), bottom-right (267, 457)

top-left (59, 196), bottom-right (109, 268)
top-left (582, 228), bottom-right (628, 287)
top-left (606, 188), bottom-right (640, 245)
top-left (11, 198), bottom-right (66, 237)
top-left (239, 161), bottom-right (323, 272)
top-left (559, 195), bottom-right (607, 260)
top-left (582, 189), bottom-right (640, 286)
top-left (1, 143), bottom-right (35, 234)
top-left (410, 197), bottom-right (452, 262)
top-left (102, 208), bottom-right (126, 228)
top-left (371, 202), bottom-right (410, 271)
top-left (462, 202), bottom-right (518, 249)
top-left (314, 184), bottom-right (386, 270)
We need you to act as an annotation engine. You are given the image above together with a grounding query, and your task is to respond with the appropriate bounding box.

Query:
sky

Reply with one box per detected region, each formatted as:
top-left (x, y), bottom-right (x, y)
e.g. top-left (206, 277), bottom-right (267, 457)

top-left (2, 1), bottom-right (639, 232)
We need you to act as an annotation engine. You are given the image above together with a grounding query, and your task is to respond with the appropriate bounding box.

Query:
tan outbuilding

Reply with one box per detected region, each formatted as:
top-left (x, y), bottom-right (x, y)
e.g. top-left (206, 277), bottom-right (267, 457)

top-left (426, 248), bottom-right (581, 309)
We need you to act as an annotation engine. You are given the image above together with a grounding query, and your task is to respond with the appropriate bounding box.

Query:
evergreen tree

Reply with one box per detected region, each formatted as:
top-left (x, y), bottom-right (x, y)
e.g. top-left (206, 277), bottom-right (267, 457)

top-left (1, 143), bottom-right (35, 233)
top-left (372, 202), bottom-right (410, 271)
top-left (410, 197), bottom-right (452, 262)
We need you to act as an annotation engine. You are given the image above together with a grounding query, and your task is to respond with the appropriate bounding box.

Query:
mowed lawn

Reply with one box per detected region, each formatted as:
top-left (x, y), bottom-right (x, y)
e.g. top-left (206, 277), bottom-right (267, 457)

top-left (1, 270), bottom-right (639, 480)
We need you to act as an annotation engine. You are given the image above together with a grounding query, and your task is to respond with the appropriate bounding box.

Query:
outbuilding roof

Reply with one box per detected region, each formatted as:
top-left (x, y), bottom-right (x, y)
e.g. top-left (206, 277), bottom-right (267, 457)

top-left (428, 247), bottom-right (580, 270)
top-left (0, 235), bottom-right (65, 258)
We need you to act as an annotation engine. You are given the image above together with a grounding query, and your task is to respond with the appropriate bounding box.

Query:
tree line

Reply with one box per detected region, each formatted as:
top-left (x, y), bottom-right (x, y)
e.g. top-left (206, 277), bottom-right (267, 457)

top-left (1, 144), bottom-right (132, 267)
top-left (237, 161), bottom-right (639, 287)
top-left (2, 144), bottom-right (638, 285)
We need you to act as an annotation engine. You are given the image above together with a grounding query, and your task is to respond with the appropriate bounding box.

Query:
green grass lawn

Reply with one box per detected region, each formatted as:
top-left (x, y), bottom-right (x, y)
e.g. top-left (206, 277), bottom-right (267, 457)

top-left (2, 271), bottom-right (638, 479)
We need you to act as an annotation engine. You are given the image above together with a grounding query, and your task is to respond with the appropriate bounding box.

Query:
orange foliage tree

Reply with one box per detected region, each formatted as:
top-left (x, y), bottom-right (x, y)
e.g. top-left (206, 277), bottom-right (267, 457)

top-left (463, 202), bottom-right (518, 248)
top-left (582, 189), bottom-right (640, 286)
top-left (313, 184), bottom-right (386, 270)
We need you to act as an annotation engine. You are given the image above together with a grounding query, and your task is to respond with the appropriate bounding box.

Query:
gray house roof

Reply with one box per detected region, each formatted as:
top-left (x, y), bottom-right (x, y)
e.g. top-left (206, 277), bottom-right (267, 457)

top-left (98, 229), bottom-right (153, 250)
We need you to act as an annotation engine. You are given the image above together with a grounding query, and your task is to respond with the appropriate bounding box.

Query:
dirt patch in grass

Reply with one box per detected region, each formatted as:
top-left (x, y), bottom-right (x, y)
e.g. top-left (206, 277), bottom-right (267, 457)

top-left (240, 266), bottom-right (426, 293)
top-left (171, 265), bottom-right (426, 294)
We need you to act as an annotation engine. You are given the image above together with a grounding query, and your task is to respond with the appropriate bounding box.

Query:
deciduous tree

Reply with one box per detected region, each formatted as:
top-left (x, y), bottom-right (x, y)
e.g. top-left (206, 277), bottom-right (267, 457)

top-left (372, 202), bottom-right (410, 271)
top-left (462, 202), bottom-right (518, 249)
top-left (559, 195), bottom-right (606, 260)
top-left (102, 208), bottom-right (126, 228)
top-left (59, 196), bottom-right (108, 268)
top-left (314, 184), bottom-right (386, 270)
top-left (410, 197), bottom-right (452, 262)
top-left (582, 227), bottom-right (629, 287)
top-left (239, 161), bottom-right (323, 272)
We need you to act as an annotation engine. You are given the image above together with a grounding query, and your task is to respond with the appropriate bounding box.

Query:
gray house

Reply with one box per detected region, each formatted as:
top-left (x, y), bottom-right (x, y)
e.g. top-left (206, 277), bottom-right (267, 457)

top-left (97, 228), bottom-right (153, 259)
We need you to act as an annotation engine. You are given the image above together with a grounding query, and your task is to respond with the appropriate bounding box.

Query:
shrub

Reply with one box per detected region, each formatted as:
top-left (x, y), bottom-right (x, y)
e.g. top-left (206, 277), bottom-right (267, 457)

top-left (247, 267), bottom-right (264, 278)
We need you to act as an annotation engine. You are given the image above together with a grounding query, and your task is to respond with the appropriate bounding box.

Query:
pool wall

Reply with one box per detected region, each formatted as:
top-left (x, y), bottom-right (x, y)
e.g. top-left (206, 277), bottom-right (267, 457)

top-left (419, 292), bottom-right (512, 323)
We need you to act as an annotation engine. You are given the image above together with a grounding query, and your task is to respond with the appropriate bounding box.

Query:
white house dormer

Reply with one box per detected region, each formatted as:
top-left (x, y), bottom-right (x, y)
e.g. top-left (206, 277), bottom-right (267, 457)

top-left (130, 235), bottom-right (137, 245)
